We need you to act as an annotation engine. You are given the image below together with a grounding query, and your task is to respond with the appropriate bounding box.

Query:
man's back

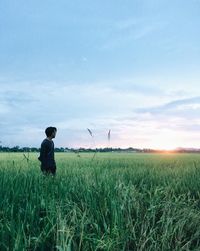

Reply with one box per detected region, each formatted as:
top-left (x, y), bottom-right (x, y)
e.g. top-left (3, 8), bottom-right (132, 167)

top-left (39, 127), bottom-right (57, 175)
top-left (39, 139), bottom-right (56, 174)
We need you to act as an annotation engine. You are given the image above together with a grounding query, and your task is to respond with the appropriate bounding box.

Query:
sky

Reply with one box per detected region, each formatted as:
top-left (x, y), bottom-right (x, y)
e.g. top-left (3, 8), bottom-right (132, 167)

top-left (0, 0), bottom-right (200, 149)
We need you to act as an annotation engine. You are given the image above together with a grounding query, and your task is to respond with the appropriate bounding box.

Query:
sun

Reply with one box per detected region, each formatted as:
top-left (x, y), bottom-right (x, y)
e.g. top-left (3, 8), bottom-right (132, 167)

top-left (158, 145), bottom-right (177, 151)
top-left (150, 132), bottom-right (180, 151)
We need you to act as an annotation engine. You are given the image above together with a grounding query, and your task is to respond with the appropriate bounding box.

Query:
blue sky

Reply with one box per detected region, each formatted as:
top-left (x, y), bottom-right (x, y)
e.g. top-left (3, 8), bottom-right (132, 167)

top-left (0, 0), bottom-right (200, 149)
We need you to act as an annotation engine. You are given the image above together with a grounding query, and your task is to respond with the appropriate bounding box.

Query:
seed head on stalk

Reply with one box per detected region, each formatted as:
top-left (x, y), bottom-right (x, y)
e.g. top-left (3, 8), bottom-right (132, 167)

top-left (108, 129), bottom-right (111, 142)
top-left (87, 128), bottom-right (97, 160)
top-left (23, 152), bottom-right (30, 163)
top-left (87, 128), bottom-right (93, 138)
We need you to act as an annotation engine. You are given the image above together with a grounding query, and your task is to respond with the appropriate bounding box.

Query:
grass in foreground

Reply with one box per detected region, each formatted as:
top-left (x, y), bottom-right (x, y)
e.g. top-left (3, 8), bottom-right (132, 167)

top-left (0, 153), bottom-right (200, 250)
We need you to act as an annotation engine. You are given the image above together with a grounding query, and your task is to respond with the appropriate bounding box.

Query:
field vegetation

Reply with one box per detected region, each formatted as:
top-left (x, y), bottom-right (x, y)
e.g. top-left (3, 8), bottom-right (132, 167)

top-left (0, 152), bottom-right (200, 250)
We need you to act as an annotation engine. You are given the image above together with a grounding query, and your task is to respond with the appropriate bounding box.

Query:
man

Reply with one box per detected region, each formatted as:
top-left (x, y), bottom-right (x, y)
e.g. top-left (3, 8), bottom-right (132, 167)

top-left (38, 127), bottom-right (57, 175)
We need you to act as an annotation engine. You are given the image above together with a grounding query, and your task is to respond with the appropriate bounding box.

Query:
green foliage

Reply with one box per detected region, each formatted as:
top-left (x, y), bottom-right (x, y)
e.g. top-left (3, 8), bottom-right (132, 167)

top-left (0, 153), bottom-right (200, 250)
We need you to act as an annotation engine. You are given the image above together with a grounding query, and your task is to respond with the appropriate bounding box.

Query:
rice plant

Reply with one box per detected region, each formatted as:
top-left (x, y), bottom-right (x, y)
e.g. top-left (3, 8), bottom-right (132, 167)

top-left (0, 152), bottom-right (200, 250)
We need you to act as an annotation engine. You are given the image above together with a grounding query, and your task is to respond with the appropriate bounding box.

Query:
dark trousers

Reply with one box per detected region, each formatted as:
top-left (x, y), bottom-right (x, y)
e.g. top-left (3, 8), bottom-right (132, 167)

top-left (41, 165), bottom-right (56, 175)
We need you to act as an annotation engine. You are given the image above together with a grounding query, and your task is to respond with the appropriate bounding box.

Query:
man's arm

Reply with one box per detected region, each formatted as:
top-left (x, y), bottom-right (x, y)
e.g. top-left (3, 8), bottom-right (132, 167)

top-left (39, 141), bottom-right (48, 167)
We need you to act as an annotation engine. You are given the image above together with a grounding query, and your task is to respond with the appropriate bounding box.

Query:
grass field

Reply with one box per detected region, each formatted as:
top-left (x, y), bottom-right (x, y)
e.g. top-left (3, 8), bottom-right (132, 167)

top-left (1, 152), bottom-right (200, 251)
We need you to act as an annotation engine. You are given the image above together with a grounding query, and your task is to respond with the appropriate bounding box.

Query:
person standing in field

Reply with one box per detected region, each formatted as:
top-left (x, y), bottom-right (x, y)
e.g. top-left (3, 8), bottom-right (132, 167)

top-left (38, 127), bottom-right (57, 175)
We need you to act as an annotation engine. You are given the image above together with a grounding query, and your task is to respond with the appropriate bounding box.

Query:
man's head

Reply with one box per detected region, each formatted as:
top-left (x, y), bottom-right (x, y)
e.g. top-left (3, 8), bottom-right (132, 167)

top-left (45, 127), bottom-right (57, 139)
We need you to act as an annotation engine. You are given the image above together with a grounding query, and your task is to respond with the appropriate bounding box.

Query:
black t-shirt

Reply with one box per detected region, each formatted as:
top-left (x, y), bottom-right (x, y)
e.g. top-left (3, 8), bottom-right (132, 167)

top-left (39, 139), bottom-right (56, 168)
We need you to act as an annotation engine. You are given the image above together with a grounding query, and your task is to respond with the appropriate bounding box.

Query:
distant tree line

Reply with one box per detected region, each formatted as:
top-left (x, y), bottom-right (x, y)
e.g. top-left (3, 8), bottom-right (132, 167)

top-left (0, 145), bottom-right (200, 153)
top-left (0, 146), bottom-right (143, 153)
top-left (0, 146), bottom-right (39, 152)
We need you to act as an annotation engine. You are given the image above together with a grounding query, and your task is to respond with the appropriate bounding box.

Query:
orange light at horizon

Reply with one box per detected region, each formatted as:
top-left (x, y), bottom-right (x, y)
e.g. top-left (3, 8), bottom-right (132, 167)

top-left (157, 149), bottom-right (177, 154)
top-left (154, 146), bottom-right (177, 151)
top-left (148, 131), bottom-right (182, 152)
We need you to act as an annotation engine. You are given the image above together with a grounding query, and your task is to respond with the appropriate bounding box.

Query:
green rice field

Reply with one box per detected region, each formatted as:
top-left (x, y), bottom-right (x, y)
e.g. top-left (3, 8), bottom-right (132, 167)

top-left (1, 152), bottom-right (200, 250)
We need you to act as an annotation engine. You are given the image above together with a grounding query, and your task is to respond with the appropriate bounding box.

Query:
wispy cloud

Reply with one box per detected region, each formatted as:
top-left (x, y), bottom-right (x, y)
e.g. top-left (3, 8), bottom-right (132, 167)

top-left (1, 78), bottom-right (200, 149)
top-left (100, 17), bottom-right (167, 50)
top-left (136, 96), bottom-right (200, 117)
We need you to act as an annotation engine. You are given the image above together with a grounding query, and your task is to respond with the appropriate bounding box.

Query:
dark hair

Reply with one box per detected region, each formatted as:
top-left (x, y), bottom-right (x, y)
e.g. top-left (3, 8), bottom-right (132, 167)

top-left (45, 127), bottom-right (57, 137)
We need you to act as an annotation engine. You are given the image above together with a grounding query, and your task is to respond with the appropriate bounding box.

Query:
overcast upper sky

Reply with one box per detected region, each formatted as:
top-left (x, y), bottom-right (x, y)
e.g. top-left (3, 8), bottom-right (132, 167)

top-left (0, 0), bottom-right (200, 149)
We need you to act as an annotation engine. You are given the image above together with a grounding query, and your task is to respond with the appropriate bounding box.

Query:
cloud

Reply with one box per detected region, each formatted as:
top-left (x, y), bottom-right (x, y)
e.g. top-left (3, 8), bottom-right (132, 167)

top-left (100, 17), bottom-right (167, 50)
top-left (0, 81), bottom-right (150, 146)
top-left (135, 96), bottom-right (200, 118)
top-left (0, 80), bottom-right (200, 148)
top-left (0, 78), bottom-right (161, 147)
top-left (0, 90), bottom-right (37, 108)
